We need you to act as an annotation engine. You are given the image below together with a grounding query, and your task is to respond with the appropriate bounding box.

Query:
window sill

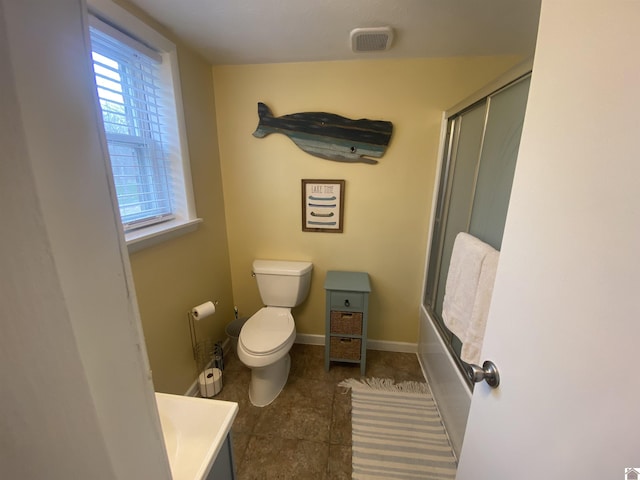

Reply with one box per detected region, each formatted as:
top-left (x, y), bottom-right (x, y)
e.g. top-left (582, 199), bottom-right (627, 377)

top-left (125, 218), bottom-right (203, 254)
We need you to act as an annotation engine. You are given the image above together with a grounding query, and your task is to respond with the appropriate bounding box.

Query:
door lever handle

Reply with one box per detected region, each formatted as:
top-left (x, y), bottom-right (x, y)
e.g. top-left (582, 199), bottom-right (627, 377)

top-left (465, 360), bottom-right (500, 388)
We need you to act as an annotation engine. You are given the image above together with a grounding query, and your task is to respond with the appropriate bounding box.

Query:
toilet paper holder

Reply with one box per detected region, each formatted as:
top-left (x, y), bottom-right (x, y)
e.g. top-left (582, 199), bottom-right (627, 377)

top-left (188, 300), bottom-right (219, 359)
top-left (187, 301), bottom-right (224, 395)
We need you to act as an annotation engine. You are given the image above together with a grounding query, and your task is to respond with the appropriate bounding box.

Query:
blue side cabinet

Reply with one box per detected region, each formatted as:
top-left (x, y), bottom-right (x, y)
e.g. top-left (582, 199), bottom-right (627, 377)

top-left (324, 271), bottom-right (371, 376)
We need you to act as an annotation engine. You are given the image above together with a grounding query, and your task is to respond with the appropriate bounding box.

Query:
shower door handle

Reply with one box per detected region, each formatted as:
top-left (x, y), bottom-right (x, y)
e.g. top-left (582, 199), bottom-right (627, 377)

top-left (465, 360), bottom-right (500, 388)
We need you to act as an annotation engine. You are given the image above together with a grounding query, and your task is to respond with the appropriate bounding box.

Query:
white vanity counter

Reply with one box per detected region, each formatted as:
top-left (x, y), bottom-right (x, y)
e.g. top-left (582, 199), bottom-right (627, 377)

top-left (155, 392), bottom-right (238, 480)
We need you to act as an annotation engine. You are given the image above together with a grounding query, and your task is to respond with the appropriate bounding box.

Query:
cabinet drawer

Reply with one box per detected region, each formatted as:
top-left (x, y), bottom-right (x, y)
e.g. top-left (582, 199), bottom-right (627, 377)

top-left (330, 336), bottom-right (361, 361)
top-left (330, 311), bottom-right (363, 335)
top-left (330, 291), bottom-right (364, 310)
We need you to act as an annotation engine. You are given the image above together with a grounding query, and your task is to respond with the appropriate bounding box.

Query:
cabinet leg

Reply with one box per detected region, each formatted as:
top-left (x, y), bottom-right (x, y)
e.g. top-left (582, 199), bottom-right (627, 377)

top-left (324, 342), bottom-right (330, 371)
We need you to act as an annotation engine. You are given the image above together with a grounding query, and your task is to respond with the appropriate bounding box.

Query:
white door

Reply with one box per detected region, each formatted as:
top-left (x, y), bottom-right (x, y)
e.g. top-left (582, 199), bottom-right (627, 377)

top-left (457, 1), bottom-right (640, 478)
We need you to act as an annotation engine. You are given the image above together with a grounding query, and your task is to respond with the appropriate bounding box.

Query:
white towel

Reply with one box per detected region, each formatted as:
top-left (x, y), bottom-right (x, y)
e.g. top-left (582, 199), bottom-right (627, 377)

top-left (460, 249), bottom-right (499, 365)
top-left (442, 232), bottom-right (499, 365)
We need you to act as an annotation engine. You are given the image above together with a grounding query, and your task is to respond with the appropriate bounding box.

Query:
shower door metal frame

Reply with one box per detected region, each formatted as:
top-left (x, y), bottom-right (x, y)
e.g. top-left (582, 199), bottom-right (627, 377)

top-left (422, 60), bottom-right (534, 389)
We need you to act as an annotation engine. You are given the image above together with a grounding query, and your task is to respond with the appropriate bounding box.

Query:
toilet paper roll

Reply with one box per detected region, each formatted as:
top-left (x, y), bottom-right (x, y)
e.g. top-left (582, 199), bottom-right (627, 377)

top-left (198, 368), bottom-right (222, 397)
top-left (191, 301), bottom-right (216, 321)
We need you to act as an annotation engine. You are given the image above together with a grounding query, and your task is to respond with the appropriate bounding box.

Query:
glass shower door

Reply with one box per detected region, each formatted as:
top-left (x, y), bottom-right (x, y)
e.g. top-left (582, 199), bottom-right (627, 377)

top-left (469, 77), bottom-right (531, 250)
top-left (424, 74), bottom-right (531, 373)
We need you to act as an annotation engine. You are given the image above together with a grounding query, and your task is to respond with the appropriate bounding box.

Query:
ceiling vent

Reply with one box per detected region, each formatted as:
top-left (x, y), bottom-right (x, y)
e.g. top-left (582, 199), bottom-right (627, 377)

top-left (350, 27), bottom-right (394, 53)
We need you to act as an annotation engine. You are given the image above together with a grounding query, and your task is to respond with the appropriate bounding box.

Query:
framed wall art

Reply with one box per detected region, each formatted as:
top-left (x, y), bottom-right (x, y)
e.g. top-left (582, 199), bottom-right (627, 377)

top-left (301, 179), bottom-right (345, 233)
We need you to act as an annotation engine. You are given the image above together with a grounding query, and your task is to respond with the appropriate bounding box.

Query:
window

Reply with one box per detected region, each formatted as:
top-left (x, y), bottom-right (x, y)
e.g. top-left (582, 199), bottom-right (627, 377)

top-left (87, 2), bottom-right (199, 249)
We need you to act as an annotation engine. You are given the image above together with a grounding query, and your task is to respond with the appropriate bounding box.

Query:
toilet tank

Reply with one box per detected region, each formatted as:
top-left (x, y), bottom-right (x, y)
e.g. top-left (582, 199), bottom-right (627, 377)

top-left (253, 260), bottom-right (313, 307)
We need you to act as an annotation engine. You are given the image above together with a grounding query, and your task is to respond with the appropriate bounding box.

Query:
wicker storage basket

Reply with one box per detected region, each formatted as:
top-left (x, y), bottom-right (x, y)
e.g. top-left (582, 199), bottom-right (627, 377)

top-left (330, 336), bottom-right (361, 360)
top-left (330, 311), bottom-right (363, 335)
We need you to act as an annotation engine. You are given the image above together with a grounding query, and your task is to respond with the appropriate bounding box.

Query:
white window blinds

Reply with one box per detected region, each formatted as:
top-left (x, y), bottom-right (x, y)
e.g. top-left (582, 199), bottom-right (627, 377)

top-left (89, 16), bottom-right (174, 230)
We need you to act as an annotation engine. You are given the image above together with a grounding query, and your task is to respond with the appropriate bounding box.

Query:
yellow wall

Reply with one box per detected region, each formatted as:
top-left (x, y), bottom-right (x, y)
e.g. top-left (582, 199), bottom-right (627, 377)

top-left (212, 57), bottom-right (520, 344)
top-left (114, 0), bottom-right (234, 394)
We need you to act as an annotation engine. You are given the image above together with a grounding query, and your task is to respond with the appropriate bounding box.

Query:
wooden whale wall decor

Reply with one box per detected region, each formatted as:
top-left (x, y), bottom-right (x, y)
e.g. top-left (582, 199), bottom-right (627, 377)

top-left (252, 102), bottom-right (393, 164)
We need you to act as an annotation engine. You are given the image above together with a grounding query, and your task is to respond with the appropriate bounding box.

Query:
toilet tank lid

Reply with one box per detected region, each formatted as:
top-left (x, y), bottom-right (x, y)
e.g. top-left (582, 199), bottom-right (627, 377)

top-left (253, 260), bottom-right (313, 276)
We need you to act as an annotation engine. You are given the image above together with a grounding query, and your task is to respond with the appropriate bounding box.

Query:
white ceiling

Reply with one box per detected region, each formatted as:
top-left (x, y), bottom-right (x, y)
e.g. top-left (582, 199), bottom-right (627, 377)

top-left (127, 0), bottom-right (541, 65)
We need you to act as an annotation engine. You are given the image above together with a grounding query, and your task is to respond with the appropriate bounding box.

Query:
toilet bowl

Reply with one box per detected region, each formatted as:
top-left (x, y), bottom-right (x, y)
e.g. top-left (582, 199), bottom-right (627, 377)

top-left (237, 307), bottom-right (296, 406)
top-left (237, 259), bottom-right (313, 407)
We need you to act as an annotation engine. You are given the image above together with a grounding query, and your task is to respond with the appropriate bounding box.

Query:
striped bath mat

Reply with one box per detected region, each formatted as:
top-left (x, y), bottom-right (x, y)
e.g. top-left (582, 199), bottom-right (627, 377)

top-left (339, 378), bottom-right (457, 480)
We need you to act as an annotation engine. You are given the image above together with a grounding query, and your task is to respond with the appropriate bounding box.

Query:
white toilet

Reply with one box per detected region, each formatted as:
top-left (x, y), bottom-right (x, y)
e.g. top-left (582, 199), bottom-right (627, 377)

top-left (237, 259), bottom-right (313, 407)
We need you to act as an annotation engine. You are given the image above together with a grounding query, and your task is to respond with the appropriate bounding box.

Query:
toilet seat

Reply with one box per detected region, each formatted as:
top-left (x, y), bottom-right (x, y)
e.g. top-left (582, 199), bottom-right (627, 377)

top-left (239, 307), bottom-right (295, 356)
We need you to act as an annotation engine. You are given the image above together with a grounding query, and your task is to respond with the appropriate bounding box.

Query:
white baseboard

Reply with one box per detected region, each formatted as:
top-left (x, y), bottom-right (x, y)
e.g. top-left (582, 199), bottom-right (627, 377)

top-left (220, 337), bottom-right (231, 358)
top-left (183, 338), bottom-right (231, 397)
top-left (367, 339), bottom-right (417, 353)
top-left (294, 333), bottom-right (325, 345)
top-left (184, 378), bottom-right (200, 397)
top-left (295, 333), bottom-right (418, 353)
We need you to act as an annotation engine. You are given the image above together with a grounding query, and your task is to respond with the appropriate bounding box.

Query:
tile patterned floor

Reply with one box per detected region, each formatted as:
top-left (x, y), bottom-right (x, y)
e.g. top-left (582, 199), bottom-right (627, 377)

top-left (215, 343), bottom-right (425, 480)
